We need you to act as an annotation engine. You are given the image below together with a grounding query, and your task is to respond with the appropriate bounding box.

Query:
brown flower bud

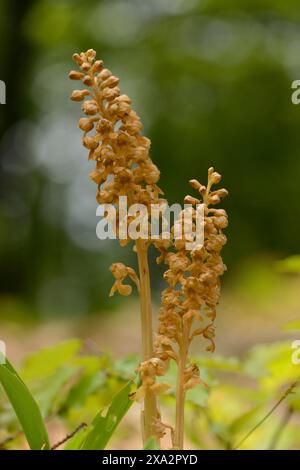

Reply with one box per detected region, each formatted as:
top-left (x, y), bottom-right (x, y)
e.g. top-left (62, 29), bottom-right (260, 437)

top-left (82, 100), bottom-right (98, 115)
top-left (99, 68), bottom-right (112, 80)
top-left (82, 75), bottom-right (93, 86)
top-left (83, 136), bottom-right (98, 150)
top-left (144, 164), bottom-right (160, 184)
top-left (208, 194), bottom-right (220, 205)
top-left (110, 262), bottom-right (128, 279)
top-left (208, 167), bottom-right (215, 178)
top-left (78, 118), bottom-right (94, 132)
top-left (96, 118), bottom-right (112, 134)
top-left (70, 89), bottom-right (90, 101)
top-left (210, 171), bottom-right (222, 184)
top-left (69, 70), bottom-right (84, 80)
top-left (114, 94), bottom-right (132, 104)
top-left (81, 62), bottom-right (91, 72)
top-left (118, 284), bottom-right (132, 296)
top-left (101, 76), bottom-right (120, 89)
top-left (109, 101), bottom-right (131, 117)
top-left (189, 179), bottom-right (201, 190)
top-left (213, 216), bottom-right (228, 229)
top-left (102, 87), bottom-right (120, 101)
top-left (86, 49), bottom-right (96, 61)
top-left (184, 195), bottom-right (200, 205)
top-left (92, 60), bottom-right (104, 73)
top-left (115, 168), bottom-right (132, 183)
top-left (216, 188), bottom-right (228, 199)
top-left (89, 169), bottom-right (104, 185)
top-left (73, 53), bottom-right (83, 65)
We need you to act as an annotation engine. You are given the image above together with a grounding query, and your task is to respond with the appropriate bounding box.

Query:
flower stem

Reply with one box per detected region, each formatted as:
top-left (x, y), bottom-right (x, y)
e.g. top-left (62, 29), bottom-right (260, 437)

top-left (136, 239), bottom-right (159, 446)
top-left (174, 321), bottom-right (190, 450)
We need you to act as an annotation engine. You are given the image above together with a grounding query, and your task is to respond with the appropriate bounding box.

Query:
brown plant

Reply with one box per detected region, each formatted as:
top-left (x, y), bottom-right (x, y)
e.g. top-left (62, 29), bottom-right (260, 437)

top-left (70, 50), bottom-right (228, 449)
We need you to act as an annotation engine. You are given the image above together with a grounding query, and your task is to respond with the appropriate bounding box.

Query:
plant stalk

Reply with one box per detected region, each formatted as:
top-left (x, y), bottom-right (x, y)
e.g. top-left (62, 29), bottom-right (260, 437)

top-left (136, 239), bottom-right (159, 445)
top-left (174, 321), bottom-right (190, 450)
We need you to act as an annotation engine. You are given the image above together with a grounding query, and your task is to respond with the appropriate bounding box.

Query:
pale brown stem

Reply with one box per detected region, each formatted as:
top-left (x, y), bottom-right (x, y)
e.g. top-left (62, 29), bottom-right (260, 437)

top-left (174, 320), bottom-right (190, 450)
top-left (136, 239), bottom-right (159, 446)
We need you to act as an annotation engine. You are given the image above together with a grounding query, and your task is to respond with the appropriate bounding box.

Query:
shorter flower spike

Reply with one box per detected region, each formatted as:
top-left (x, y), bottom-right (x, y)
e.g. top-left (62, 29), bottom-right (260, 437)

top-left (153, 168), bottom-right (228, 449)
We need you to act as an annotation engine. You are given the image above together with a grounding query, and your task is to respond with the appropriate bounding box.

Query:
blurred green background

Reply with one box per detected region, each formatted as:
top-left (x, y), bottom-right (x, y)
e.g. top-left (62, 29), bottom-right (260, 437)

top-left (1, 0), bottom-right (300, 451)
top-left (0, 0), bottom-right (300, 327)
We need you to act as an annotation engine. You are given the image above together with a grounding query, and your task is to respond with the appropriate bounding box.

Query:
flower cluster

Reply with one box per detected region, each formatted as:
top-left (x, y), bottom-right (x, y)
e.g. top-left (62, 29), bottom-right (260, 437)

top-left (155, 168), bottom-right (228, 391)
top-left (70, 51), bottom-right (229, 448)
top-left (70, 49), bottom-right (164, 242)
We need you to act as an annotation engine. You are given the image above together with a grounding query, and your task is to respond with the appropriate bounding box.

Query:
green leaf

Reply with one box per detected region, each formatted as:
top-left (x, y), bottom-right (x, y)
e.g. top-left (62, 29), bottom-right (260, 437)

top-left (0, 352), bottom-right (50, 450)
top-left (80, 380), bottom-right (134, 450)
top-left (65, 371), bottom-right (106, 411)
top-left (34, 365), bottom-right (78, 416)
top-left (64, 427), bottom-right (88, 450)
top-left (21, 339), bottom-right (82, 381)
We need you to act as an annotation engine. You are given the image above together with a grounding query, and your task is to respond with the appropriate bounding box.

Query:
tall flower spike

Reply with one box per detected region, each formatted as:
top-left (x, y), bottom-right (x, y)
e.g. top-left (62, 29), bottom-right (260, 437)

top-left (70, 49), bottom-right (163, 213)
top-left (153, 167), bottom-right (228, 449)
top-left (70, 50), bottom-right (165, 445)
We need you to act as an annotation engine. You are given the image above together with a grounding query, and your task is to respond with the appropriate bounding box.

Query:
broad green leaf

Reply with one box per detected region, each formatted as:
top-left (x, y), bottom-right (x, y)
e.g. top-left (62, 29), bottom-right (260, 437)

top-left (21, 339), bottom-right (82, 381)
top-left (65, 371), bottom-right (106, 411)
top-left (34, 365), bottom-right (78, 416)
top-left (0, 352), bottom-right (50, 450)
top-left (80, 380), bottom-right (134, 450)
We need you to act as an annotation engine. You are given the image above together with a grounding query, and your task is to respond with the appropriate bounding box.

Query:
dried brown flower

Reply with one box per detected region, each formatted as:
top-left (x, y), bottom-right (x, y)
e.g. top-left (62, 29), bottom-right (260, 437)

top-left (153, 167), bottom-right (228, 448)
top-left (70, 49), bottom-right (163, 215)
top-left (70, 50), bottom-right (165, 444)
top-left (70, 51), bottom-right (228, 450)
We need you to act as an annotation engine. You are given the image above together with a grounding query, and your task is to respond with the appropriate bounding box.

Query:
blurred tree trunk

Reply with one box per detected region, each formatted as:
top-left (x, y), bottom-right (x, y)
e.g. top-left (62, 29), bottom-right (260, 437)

top-left (0, 0), bottom-right (34, 138)
top-left (0, 0), bottom-right (35, 299)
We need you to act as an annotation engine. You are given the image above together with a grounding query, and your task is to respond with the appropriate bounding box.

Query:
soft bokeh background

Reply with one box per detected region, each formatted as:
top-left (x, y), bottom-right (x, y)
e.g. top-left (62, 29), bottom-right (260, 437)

top-left (0, 0), bottom-right (300, 449)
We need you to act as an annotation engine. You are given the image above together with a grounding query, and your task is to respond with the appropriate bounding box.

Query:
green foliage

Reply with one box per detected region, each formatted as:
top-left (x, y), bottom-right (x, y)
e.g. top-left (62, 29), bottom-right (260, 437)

top-left (0, 351), bottom-right (50, 450)
top-left (80, 380), bottom-right (135, 450)
top-left (1, 337), bottom-right (299, 450)
top-left (20, 339), bottom-right (82, 382)
top-left (0, 341), bottom-right (137, 450)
